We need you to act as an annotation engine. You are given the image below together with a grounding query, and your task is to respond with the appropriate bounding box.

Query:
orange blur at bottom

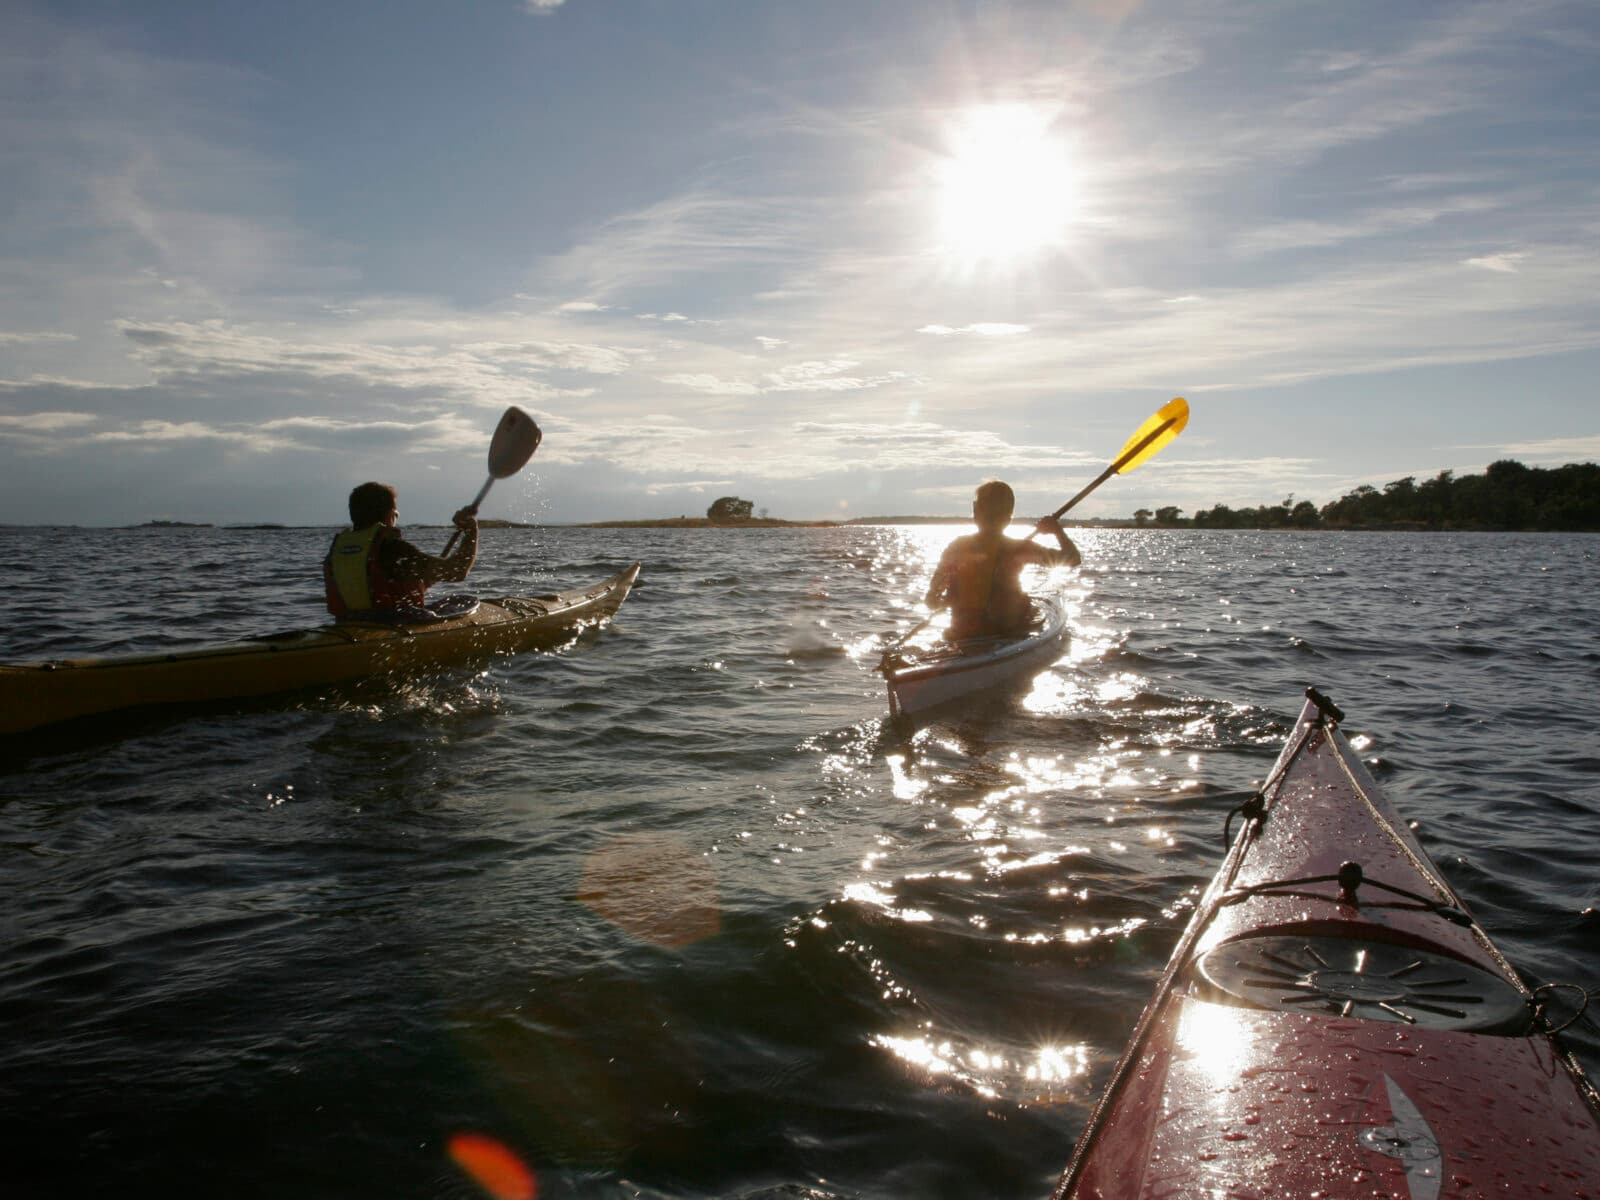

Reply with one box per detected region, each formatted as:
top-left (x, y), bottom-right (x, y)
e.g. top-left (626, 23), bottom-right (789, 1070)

top-left (446, 1133), bottom-right (538, 1200)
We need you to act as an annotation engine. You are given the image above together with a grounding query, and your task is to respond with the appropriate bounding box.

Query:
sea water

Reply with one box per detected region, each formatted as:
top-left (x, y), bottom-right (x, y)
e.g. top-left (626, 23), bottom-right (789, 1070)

top-left (2, 525), bottom-right (1597, 1197)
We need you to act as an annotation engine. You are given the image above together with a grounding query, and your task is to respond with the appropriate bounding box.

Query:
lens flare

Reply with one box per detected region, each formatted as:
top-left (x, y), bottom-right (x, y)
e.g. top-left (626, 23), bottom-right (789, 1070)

top-left (447, 1133), bottom-right (537, 1200)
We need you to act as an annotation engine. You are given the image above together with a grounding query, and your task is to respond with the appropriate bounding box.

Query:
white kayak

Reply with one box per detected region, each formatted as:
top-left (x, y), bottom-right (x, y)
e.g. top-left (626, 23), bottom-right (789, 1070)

top-left (879, 595), bottom-right (1068, 719)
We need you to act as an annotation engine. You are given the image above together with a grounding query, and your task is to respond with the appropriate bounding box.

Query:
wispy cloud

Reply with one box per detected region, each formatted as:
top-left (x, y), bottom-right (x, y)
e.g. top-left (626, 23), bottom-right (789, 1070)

top-left (543, 188), bottom-right (816, 301)
top-left (104, 318), bottom-right (629, 405)
top-left (784, 421), bottom-right (1089, 476)
top-left (657, 373), bottom-right (760, 397)
top-left (89, 419), bottom-right (280, 448)
top-left (1463, 252), bottom-right (1528, 273)
top-left (917, 324), bottom-right (1030, 337)
top-left (1193, 4), bottom-right (1570, 172)
top-left (1457, 434), bottom-right (1600, 463)
top-left (1232, 195), bottom-right (1510, 257)
top-left (457, 339), bottom-right (641, 375)
top-left (0, 410), bottom-right (97, 444)
top-left (0, 0), bottom-right (1594, 525)
top-left (643, 479), bottom-right (733, 496)
top-left (0, 332), bottom-right (78, 346)
top-left (0, 410), bottom-right (95, 429)
top-left (257, 414), bottom-right (488, 454)
top-left (662, 360), bottom-right (909, 396)
top-left (1, 19), bottom-right (349, 301)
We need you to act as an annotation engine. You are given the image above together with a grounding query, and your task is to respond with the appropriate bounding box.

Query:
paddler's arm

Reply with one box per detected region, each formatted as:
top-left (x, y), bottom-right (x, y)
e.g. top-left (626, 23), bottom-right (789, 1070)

top-left (922, 548), bottom-right (954, 610)
top-left (385, 510), bottom-right (478, 587)
top-left (1030, 516), bottom-right (1082, 568)
top-left (435, 507), bottom-right (479, 582)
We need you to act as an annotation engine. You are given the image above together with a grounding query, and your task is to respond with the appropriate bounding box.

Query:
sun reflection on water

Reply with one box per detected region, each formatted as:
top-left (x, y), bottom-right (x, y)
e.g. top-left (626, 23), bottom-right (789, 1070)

top-left (841, 880), bottom-right (934, 924)
top-left (873, 1030), bottom-right (1093, 1104)
top-left (832, 535), bottom-right (1222, 1114)
top-left (1050, 915), bottom-right (1149, 946)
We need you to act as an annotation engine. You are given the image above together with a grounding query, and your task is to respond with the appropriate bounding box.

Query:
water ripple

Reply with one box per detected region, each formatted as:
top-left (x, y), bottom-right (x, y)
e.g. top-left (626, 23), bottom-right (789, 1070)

top-left (2, 526), bottom-right (1598, 1196)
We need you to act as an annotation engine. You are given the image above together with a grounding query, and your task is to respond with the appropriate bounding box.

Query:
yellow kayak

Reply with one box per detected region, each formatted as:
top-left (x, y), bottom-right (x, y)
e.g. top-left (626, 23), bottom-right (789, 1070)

top-left (0, 562), bottom-right (641, 734)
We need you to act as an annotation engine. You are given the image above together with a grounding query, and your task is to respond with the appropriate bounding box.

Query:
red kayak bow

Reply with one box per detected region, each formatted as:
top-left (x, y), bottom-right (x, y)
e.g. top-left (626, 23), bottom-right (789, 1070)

top-left (1053, 688), bottom-right (1600, 1199)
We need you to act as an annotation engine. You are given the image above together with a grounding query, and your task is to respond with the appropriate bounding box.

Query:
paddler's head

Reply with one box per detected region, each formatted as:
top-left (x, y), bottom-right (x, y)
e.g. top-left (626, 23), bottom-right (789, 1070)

top-left (972, 479), bottom-right (1015, 534)
top-left (349, 481), bottom-right (399, 529)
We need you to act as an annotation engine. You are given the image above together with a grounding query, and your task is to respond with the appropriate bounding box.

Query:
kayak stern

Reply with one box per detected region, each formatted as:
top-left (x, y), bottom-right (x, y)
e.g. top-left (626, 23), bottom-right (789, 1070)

top-left (882, 595), bottom-right (1068, 720)
top-left (0, 562), bottom-right (642, 734)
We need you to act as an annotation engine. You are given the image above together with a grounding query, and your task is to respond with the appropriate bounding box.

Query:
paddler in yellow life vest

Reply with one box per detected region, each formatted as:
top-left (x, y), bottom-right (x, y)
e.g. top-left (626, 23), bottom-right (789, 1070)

top-left (323, 481), bottom-right (479, 619)
top-left (924, 480), bottom-right (1081, 641)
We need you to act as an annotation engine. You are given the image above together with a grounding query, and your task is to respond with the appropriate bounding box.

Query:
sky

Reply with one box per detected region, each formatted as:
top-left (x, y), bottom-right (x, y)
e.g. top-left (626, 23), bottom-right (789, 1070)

top-left (2, 0), bottom-right (1598, 527)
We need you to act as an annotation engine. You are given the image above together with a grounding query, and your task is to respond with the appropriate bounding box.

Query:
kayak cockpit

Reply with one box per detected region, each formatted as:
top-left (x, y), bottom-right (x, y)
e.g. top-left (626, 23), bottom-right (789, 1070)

top-left (330, 593), bottom-right (481, 626)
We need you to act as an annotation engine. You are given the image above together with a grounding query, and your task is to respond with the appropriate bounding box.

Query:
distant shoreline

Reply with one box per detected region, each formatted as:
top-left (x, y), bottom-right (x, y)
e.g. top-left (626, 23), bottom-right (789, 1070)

top-left (565, 516), bottom-right (1174, 529)
top-left (570, 517), bottom-right (842, 529)
top-left (0, 518), bottom-right (1589, 532)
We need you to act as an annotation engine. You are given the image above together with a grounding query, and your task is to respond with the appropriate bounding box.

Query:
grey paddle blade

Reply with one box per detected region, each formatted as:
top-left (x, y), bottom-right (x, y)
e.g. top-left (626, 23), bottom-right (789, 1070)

top-left (488, 407), bottom-right (542, 479)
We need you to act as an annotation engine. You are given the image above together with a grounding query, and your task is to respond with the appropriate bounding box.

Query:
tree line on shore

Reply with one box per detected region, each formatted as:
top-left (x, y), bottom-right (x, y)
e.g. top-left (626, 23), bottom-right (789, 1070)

top-left (1141, 460), bottom-right (1599, 531)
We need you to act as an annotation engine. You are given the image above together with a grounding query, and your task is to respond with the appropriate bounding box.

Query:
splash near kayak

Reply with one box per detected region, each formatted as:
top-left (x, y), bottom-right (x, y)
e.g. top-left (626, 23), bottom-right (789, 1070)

top-left (1053, 687), bottom-right (1600, 1198)
top-left (0, 562), bottom-right (641, 734)
top-left (879, 594), bottom-right (1067, 719)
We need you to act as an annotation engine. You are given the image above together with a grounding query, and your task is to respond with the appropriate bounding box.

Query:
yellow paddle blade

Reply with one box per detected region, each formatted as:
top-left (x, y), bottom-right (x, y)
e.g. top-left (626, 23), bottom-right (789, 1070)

top-left (1113, 397), bottom-right (1188, 474)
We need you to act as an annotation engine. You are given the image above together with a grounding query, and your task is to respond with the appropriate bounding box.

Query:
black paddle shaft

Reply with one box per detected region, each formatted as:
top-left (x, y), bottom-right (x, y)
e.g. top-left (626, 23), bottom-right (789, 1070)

top-left (1049, 414), bottom-right (1180, 522)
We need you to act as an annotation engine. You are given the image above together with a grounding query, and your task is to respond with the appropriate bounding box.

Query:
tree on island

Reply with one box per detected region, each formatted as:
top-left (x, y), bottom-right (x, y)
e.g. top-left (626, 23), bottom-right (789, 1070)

top-left (1133, 508), bottom-right (1153, 526)
top-left (1185, 460), bottom-right (1599, 531)
top-left (707, 496), bottom-right (754, 522)
top-left (1155, 506), bottom-right (1184, 526)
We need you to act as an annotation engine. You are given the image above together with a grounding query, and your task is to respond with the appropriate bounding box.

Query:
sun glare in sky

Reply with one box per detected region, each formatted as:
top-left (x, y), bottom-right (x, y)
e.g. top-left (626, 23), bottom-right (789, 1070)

top-left (935, 105), bottom-right (1080, 262)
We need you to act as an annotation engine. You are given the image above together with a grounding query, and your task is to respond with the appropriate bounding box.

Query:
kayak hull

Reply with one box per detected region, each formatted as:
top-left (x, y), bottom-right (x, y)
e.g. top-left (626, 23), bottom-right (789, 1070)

top-left (1053, 689), bottom-right (1600, 1198)
top-left (1065, 997), bottom-right (1600, 1198)
top-left (0, 562), bottom-right (641, 734)
top-left (881, 596), bottom-right (1067, 719)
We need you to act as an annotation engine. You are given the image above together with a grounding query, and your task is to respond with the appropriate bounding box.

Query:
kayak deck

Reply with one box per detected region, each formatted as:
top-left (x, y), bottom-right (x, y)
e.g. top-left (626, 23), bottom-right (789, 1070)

top-left (1054, 688), bottom-right (1600, 1198)
top-left (1068, 997), bottom-right (1600, 1198)
top-left (881, 595), bottom-right (1067, 719)
top-left (0, 562), bottom-right (641, 733)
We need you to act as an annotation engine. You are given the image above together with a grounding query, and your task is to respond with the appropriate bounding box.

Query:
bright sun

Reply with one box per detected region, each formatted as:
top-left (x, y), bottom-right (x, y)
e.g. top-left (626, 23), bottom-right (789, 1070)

top-left (935, 105), bottom-right (1079, 262)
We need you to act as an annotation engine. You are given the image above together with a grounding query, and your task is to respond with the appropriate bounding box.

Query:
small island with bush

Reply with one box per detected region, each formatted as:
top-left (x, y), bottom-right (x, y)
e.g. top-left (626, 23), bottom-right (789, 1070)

top-left (580, 495), bottom-right (841, 528)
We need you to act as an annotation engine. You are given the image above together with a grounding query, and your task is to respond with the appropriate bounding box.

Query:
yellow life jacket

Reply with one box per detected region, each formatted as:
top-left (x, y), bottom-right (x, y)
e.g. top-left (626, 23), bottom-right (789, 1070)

top-left (323, 525), bottom-right (425, 617)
